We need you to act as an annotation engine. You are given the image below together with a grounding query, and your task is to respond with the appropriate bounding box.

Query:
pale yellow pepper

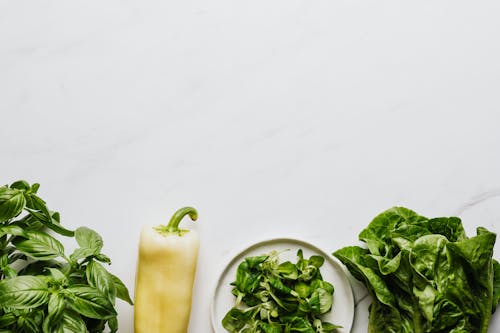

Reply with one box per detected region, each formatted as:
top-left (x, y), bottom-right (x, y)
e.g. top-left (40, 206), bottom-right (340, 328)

top-left (134, 207), bottom-right (200, 333)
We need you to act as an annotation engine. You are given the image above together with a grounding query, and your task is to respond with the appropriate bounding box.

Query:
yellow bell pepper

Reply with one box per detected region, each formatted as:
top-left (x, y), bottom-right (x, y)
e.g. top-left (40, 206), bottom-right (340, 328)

top-left (134, 207), bottom-right (200, 333)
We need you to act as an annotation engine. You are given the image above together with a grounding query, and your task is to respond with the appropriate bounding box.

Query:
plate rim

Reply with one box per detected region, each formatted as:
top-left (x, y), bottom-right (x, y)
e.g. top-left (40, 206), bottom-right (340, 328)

top-left (209, 237), bottom-right (355, 333)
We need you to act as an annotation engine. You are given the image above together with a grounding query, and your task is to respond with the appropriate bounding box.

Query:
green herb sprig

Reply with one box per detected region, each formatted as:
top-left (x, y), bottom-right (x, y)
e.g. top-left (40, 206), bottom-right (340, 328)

top-left (0, 180), bottom-right (133, 333)
top-left (222, 249), bottom-right (341, 333)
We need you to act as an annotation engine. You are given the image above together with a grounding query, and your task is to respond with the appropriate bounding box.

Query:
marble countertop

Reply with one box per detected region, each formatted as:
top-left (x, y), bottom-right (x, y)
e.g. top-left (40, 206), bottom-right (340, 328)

top-left (1, 1), bottom-right (500, 332)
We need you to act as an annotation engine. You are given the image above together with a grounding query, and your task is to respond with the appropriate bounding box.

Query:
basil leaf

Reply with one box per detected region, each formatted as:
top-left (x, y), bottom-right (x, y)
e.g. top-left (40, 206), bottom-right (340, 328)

top-left (86, 261), bottom-right (116, 303)
top-left (53, 309), bottom-right (88, 333)
top-left (75, 227), bottom-right (103, 253)
top-left (110, 273), bottom-right (133, 305)
top-left (0, 187), bottom-right (26, 222)
top-left (11, 214), bottom-right (44, 232)
top-left (58, 315), bottom-right (87, 333)
top-left (107, 316), bottom-right (118, 333)
top-left (25, 193), bottom-right (48, 214)
top-left (69, 247), bottom-right (97, 262)
top-left (94, 253), bottom-right (111, 264)
top-left (0, 275), bottom-right (49, 309)
top-left (46, 211), bottom-right (74, 237)
top-left (0, 180), bottom-right (132, 332)
top-left (42, 293), bottom-right (66, 333)
top-left (0, 253), bottom-right (7, 267)
top-left (26, 208), bottom-right (74, 237)
top-left (30, 183), bottom-right (40, 193)
top-left (8, 252), bottom-right (28, 264)
top-left (65, 286), bottom-right (117, 319)
top-left (18, 259), bottom-right (64, 276)
top-left (0, 313), bottom-right (16, 327)
top-left (46, 268), bottom-right (68, 286)
top-left (12, 230), bottom-right (65, 260)
top-left (0, 225), bottom-right (27, 238)
top-left (10, 180), bottom-right (30, 191)
top-left (57, 310), bottom-right (88, 333)
top-left (24, 192), bottom-right (74, 237)
top-left (46, 218), bottom-right (75, 237)
top-left (17, 310), bottom-right (44, 333)
top-left (1, 265), bottom-right (17, 279)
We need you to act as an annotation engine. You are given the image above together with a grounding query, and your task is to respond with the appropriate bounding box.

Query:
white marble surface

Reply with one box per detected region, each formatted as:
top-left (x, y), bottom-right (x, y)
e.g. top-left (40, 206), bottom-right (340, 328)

top-left (1, 0), bottom-right (500, 332)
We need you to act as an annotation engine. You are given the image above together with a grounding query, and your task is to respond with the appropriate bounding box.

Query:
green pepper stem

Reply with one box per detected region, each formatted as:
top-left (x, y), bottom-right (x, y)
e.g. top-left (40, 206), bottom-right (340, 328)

top-left (165, 207), bottom-right (198, 233)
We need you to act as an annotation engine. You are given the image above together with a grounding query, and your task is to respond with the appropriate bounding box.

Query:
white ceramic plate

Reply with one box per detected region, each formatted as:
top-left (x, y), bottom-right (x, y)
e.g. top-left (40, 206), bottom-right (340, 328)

top-left (210, 238), bottom-right (354, 333)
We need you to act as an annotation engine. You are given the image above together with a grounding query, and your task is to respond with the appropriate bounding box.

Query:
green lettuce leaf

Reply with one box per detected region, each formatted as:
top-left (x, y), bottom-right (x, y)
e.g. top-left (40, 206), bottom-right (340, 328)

top-left (334, 207), bottom-right (499, 333)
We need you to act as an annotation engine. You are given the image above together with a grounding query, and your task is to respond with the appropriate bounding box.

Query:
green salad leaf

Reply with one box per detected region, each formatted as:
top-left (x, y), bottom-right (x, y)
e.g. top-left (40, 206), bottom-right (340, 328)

top-left (222, 249), bottom-right (341, 332)
top-left (0, 180), bottom-right (132, 333)
top-left (333, 207), bottom-right (500, 333)
top-left (0, 187), bottom-right (26, 221)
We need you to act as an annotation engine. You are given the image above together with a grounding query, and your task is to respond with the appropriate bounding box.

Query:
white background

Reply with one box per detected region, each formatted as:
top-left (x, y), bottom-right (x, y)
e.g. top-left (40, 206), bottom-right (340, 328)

top-left (1, 0), bottom-right (500, 332)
